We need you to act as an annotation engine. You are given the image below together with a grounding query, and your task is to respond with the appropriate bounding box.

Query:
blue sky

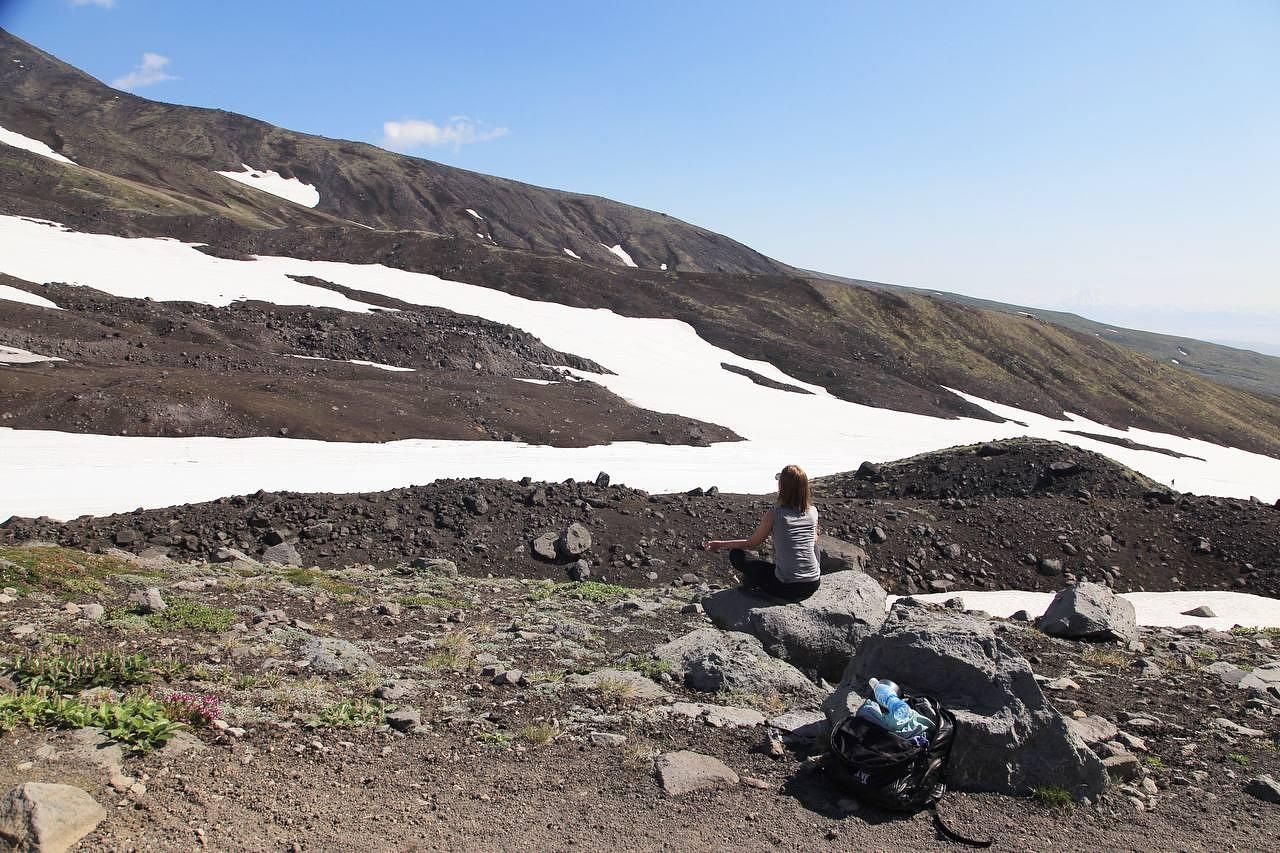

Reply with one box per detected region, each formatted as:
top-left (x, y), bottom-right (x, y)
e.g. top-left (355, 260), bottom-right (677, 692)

top-left (4, 0), bottom-right (1278, 354)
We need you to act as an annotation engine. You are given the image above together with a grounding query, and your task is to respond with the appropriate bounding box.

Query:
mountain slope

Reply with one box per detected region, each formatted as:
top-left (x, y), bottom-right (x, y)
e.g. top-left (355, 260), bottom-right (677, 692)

top-left (805, 277), bottom-right (1280, 401)
top-left (2, 28), bottom-right (1280, 463)
top-left (0, 29), bottom-right (784, 276)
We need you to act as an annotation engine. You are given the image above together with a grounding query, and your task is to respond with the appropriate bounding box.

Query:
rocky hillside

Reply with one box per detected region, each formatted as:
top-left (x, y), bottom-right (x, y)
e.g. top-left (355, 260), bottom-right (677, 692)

top-left (4, 440), bottom-right (1278, 598)
top-left (0, 30), bottom-right (783, 276)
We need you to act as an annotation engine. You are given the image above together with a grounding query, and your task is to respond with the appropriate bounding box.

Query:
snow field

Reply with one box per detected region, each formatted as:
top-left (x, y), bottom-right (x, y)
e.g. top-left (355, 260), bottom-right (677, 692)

top-left (287, 354), bottom-right (415, 372)
top-left (1, 214), bottom-right (1279, 521)
top-left (0, 124), bottom-right (75, 165)
top-left (214, 164), bottom-right (320, 208)
top-left (0, 345), bottom-right (64, 365)
top-left (0, 283), bottom-right (60, 309)
top-left (600, 243), bottom-right (638, 267)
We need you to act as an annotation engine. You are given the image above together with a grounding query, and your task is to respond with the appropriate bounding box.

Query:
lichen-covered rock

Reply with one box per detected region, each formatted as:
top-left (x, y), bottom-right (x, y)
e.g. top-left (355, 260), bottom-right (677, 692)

top-left (653, 627), bottom-right (824, 705)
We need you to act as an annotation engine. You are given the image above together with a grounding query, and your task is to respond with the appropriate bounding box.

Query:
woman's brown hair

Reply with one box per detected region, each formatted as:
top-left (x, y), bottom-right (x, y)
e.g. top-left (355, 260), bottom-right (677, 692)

top-left (776, 464), bottom-right (812, 512)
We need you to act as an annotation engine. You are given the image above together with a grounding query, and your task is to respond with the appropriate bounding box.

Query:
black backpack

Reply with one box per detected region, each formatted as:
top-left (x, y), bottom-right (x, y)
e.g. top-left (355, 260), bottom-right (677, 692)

top-left (828, 694), bottom-right (956, 812)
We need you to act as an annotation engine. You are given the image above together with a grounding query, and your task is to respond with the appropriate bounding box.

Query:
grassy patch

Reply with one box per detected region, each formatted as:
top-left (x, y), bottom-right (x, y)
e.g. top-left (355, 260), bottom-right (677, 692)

top-left (0, 692), bottom-right (184, 751)
top-left (1191, 648), bottom-right (1218, 661)
top-left (619, 656), bottom-right (671, 681)
top-left (422, 631), bottom-right (472, 671)
top-left (307, 699), bottom-right (384, 729)
top-left (1144, 755), bottom-right (1165, 769)
top-left (1030, 786), bottom-right (1075, 811)
top-left (518, 723), bottom-right (558, 746)
top-left (593, 677), bottom-right (638, 703)
top-left (398, 594), bottom-right (460, 609)
top-left (1230, 626), bottom-right (1280, 638)
top-left (529, 580), bottom-right (633, 603)
top-left (1228, 752), bottom-right (1250, 766)
top-left (1080, 648), bottom-right (1128, 668)
top-left (5, 650), bottom-right (153, 692)
top-left (144, 599), bottom-right (237, 633)
top-left (0, 544), bottom-right (135, 597)
top-left (282, 567), bottom-right (357, 596)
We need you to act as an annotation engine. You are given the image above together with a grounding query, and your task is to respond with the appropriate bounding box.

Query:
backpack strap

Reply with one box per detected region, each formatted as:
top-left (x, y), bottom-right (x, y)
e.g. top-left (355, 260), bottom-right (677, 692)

top-left (931, 793), bottom-right (993, 848)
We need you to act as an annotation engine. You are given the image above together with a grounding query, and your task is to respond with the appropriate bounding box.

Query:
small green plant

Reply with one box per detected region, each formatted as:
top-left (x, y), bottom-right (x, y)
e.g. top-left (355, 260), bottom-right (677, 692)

top-left (40, 633), bottom-right (83, 649)
top-left (145, 599), bottom-right (237, 633)
top-left (1191, 648), bottom-right (1218, 661)
top-left (477, 731), bottom-right (514, 749)
top-left (518, 723), bottom-right (558, 746)
top-left (529, 580), bottom-right (632, 603)
top-left (6, 651), bottom-right (153, 692)
top-left (1031, 786), bottom-right (1075, 811)
top-left (307, 699), bottom-right (384, 729)
top-left (0, 692), bottom-right (184, 751)
top-left (1144, 756), bottom-right (1165, 769)
top-left (1228, 752), bottom-right (1250, 766)
top-left (422, 631), bottom-right (472, 671)
top-left (621, 656), bottom-right (670, 681)
top-left (0, 544), bottom-right (133, 597)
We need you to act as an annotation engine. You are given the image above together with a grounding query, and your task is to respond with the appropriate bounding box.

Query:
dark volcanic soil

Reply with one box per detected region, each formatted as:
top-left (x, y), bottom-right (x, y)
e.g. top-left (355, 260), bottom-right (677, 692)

top-left (0, 278), bottom-right (735, 446)
top-left (4, 441), bottom-right (1278, 599)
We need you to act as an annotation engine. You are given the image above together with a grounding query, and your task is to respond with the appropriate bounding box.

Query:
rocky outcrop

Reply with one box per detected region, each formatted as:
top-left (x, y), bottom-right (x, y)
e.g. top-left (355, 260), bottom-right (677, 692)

top-left (653, 751), bottom-right (739, 796)
top-left (1038, 582), bottom-right (1138, 643)
top-left (824, 603), bottom-right (1108, 798)
top-left (653, 628), bottom-right (825, 705)
top-left (816, 535), bottom-right (868, 573)
top-left (702, 570), bottom-right (886, 682)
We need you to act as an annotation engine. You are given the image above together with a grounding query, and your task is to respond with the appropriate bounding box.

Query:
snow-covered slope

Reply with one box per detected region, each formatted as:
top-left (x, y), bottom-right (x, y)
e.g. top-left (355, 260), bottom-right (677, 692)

top-left (2, 214), bottom-right (1279, 520)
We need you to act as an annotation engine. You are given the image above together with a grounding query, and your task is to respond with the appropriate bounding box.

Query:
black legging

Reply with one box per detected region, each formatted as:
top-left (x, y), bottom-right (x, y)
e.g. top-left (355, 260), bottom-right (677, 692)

top-left (730, 548), bottom-right (821, 601)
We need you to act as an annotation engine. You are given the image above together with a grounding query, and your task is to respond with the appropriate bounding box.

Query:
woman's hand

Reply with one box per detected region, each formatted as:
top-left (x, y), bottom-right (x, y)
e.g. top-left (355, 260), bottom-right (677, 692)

top-left (703, 540), bottom-right (721, 552)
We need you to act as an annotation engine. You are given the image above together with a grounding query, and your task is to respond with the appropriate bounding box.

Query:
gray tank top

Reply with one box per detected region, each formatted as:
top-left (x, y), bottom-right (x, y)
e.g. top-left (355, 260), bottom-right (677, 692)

top-left (772, 505), bottom-right (820, 583)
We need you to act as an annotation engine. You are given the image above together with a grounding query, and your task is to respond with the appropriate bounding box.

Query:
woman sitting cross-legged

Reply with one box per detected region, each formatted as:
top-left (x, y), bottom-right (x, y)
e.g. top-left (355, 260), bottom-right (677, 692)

top-left (703, 464), bottom-right (821, 601)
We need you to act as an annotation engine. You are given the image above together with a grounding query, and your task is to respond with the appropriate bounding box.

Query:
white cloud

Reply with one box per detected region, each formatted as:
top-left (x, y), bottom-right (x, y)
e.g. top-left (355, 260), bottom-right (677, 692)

top-left (70, 0), bottom-right (117, 8)
top-left (111, 52), bottom-right (176, 91)
top-left (381, 116), bottom-right (509, 151)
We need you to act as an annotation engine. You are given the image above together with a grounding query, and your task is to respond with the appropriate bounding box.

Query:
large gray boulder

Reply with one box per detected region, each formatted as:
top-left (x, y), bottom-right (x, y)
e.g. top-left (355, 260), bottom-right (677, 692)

top-left (0, 782), bottom-right (106, 853)
top-left (702, 570), bottom-right (887, 682)
top-left (824, 603), bottom-right (1107, 798)
top-left (1037, 582), bottom-right (1138, 643)
top-left (653, 628), bottom-right (826, 706)
top-left (816, 535), bottom-right (868, 573)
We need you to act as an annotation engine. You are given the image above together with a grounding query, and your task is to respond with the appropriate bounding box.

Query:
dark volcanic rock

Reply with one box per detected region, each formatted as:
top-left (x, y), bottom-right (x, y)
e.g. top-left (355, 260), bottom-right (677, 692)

top-left (825, 603), bottom-right (1107, 798)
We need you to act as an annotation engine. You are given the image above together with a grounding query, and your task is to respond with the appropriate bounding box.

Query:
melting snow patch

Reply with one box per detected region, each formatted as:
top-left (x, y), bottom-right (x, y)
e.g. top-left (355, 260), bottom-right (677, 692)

top-left (600, 243), bottom-right (638, 268)
top-left (563, 248), bottom-right (581, 260)
top-left (660, 263), bottom-right (668, 271)
top-left (0, 124), bottom-right (75, 165)
top-left (0, 283), bottom-right (60, 310)
top-left (513, 378), bottom-right (557, 386)
top-left (215, 164), bottom-right (320, 208)
top-left (0, 345), bottom-right (64, 365)
top-left (287, 354), bottom-right (415, 372)
top-left (892, 590), bottom-right (1280, 631)
top-left (1178, 347), bottom-right (1189, 356)
top-left (1171, 359), bottom-right (1180, 365)
top-left (465, 209), bottom-right (483, 220)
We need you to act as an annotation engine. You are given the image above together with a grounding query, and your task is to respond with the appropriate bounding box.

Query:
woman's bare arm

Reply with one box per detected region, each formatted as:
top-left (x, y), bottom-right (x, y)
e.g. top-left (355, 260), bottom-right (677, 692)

top-left (703, 509), bottom-right (773, 551)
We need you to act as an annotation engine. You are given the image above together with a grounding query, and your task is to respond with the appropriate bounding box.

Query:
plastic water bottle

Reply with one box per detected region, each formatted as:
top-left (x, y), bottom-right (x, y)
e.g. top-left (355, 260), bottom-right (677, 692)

top-left (868, 678), bottom-right (911, 726)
